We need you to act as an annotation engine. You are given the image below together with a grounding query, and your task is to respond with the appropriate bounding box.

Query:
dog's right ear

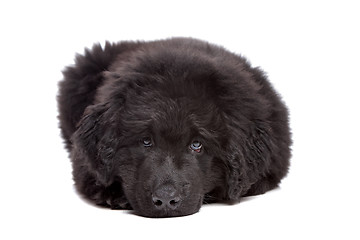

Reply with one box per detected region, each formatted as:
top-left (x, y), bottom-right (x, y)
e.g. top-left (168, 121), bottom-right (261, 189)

top-left (72, 103), bottom-right (117, 186)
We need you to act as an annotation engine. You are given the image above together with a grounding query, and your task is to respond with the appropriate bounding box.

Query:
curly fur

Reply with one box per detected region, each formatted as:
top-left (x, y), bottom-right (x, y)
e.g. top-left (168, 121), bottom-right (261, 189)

top-left (58, 37), bottom-right (291, 217)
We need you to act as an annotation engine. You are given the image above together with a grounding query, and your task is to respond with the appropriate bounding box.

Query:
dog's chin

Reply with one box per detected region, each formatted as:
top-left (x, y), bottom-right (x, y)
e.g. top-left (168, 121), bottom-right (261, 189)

top-left (134, 196), bottom-right (203, 218)
top-left (136, 208), bottom-right (199, 218)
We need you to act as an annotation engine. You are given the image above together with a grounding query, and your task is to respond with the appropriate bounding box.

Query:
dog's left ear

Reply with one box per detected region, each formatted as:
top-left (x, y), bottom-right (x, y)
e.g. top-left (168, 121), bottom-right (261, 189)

top-left (72, 103), bottom-right (118, 186)
top-left (226, 120), bottom-right (273, 200)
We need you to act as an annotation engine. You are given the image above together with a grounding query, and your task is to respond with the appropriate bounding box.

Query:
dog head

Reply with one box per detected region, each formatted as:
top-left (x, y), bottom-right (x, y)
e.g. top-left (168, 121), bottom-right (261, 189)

top-left (72, 47), bottom-right (272, 217)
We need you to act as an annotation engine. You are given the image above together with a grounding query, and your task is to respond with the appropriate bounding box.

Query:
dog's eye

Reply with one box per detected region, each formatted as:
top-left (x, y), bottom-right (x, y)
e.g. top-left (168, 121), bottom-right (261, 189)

top-left (142, 137), bottom-right (153, 147)
top-left (190, 141), bottom-right (202, 153)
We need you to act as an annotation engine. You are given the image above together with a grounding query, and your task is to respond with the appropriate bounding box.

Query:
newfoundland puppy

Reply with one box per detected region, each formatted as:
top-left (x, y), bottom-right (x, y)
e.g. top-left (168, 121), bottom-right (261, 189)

top-left (58, 37), bottom-right (291, 218)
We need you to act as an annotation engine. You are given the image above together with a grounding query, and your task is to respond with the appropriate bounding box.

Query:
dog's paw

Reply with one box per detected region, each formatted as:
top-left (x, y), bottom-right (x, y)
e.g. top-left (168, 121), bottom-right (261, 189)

top-left (106, 195), bottom-right (132, 210)
top-left (91, 181), bottom-right (132, 210)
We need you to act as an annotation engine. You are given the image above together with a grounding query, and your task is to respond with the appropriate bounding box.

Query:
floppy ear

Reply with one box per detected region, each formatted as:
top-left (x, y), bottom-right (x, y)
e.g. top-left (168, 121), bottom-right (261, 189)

top-left (72, 103), bottom-right (118, 186)
top-left (226, 120), bottom-right (273, 200)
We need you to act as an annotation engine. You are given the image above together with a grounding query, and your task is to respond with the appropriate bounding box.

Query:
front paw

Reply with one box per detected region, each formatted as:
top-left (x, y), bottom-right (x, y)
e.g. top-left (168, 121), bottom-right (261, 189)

top-left (106, 195), bottom-right (132, 210)
top-left (91, 181), bottom-right (132, 210)
top-left (102, 181), bottom-right (132, 210)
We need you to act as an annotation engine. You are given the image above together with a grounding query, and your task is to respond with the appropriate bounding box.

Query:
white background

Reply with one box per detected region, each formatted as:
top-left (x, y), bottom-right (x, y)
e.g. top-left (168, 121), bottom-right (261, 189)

top-left (1, 0), bottom-right (359, 239)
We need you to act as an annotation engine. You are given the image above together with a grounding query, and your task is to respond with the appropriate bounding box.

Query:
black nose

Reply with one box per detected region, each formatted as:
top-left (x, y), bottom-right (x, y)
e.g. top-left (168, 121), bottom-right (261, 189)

top-left (152, 185), bottom-right (181, 210)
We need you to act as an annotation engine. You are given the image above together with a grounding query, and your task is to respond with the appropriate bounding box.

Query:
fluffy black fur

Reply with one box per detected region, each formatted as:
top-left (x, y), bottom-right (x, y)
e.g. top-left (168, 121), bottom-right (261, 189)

top-left (58, 38), bottom-right (291, 217)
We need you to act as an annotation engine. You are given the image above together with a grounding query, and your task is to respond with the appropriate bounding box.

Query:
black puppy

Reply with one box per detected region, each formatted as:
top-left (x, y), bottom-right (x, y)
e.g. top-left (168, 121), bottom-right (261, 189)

top-left (58, 37), bottom-right (291, 217)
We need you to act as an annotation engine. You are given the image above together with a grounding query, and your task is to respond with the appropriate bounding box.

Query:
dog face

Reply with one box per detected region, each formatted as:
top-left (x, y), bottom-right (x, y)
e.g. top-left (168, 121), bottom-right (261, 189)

top-left (74, 68), bottom-right (230, 217)
top-left (114, 97), bottom-right (227, 217)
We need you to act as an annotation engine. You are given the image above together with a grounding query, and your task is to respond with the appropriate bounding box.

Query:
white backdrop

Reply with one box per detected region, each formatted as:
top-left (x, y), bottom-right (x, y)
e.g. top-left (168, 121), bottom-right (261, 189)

top-left (1, 0), bottom-right (359, 239)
